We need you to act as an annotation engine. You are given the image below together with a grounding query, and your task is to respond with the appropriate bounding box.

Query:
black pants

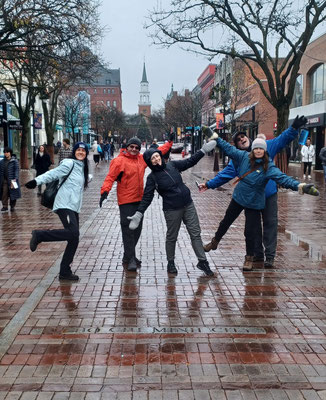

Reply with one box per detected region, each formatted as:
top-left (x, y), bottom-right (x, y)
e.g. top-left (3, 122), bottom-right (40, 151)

top-left (214, 198), bottom-right (261, 256)
top-left (303, 162), bottom-right (312, 175)
top-left (35, 209), bottom-right (79, 274)
top-left (119, 202), bottom-right (143, 262)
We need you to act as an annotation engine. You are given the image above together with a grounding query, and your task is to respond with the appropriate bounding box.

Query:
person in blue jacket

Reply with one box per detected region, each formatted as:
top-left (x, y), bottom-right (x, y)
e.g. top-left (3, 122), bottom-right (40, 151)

top-left (200, 116), bottom-right (307, 268)
top-left (205, 134), bottom-right (319, 271)
top-left (25, 142), bottom-right (90, 281)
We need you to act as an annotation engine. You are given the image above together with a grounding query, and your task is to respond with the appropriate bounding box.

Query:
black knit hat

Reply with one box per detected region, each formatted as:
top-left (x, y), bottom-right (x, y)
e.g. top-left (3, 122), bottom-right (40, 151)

top-left (232, 131), bottom-right (247, 147)
top-left (127, 137), bottom-right (141, 149)
top-left (72, 141), bottom-right (89, 156)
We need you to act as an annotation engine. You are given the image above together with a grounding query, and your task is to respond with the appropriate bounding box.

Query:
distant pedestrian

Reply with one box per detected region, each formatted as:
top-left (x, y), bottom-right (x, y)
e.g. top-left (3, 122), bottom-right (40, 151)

top-left (92, 140), bottom-right (100, 167)
top-left (110, 142), bottom-right (115, 158)
top-left (103, 141), bottom-right (110, 162)
top-left (150, 139), bottom-right (158, 149)
top-left (0, 147), bottom-right (21, 212)
top-left (34, 145), bottom-right (52, 196)
top-left (25, 142), bottom-right (90, 281)
top-left (99, 139), bottom-right (105, 162)
top-left (127, 141), bottom-right (217, 276)
top-left (301, 138), bottom-right (315, 179)
top-left (58, 138), bottom-right (72, 164)
top-left (319, 145), bottom-right (326, 183)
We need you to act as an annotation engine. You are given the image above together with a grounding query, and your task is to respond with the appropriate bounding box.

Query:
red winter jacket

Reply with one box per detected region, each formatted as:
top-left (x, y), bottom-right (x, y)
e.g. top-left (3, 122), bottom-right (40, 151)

top-left (100, 141), bottom-right (172, 205)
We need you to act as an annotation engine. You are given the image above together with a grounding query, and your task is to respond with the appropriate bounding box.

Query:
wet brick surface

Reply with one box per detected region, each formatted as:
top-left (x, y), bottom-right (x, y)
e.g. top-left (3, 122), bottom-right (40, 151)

top-left (0, 152), bottom-right (326, 399)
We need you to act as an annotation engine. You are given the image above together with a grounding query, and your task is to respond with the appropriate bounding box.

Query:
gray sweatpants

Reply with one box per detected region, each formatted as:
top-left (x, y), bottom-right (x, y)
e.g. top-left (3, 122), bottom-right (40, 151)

top-left (163, 201), bottom-right (206, 262)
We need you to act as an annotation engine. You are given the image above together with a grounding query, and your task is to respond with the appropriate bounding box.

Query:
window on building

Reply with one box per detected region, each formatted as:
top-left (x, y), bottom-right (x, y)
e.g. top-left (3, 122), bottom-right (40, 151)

top-left (310, 64), bottom-right (326, 103)
top-left (113, 100), bottom-right (117, 107)
top-left (112, 89), bottom-right (115, 94)
top-left (108, 89), bottom-right (111, 94)
top-left (94, 88), bottom-right (97, 94)
top-left (106, 79), bottom-right (111, 85)
top-left (104, 89), bottom-right (106, 94)
top-left (290, 75), bottom-right (303, 108)
top-left (107, 100), bottom-right (110, 107)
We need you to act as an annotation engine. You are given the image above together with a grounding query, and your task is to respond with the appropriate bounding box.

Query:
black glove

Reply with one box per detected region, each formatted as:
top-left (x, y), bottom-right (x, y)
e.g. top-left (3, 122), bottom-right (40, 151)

top-left (25, 179), bottom-right (37, 189)
top-left (168, 132), bottom-right (174, 142)
top-left (302, 183), bottom-right (319, 196)
top-left (99, 191), bottom-right (108, 207)
top-left (292, 115), bottom-right (307, 130)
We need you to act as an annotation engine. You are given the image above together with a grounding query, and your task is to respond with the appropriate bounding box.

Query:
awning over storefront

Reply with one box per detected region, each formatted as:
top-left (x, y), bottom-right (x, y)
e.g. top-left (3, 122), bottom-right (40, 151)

top-left (225, 102), bottom-right (258, 123)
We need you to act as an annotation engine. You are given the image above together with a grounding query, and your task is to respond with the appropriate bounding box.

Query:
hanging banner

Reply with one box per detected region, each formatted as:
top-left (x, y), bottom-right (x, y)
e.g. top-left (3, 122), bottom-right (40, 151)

top-left (216, 113), bottom-right (224, 129)
top-left (34, 113), bottom-right (42, 129)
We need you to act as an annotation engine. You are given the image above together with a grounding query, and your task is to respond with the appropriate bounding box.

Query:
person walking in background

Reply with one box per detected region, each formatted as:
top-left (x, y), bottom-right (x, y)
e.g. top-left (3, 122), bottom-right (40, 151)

top-left (127, 141), bottom-right (217, 276)
top-left (301, 137), bottom-right (315, 179)
top-left (58, 138), bottom-right (72, 164)
top-left (99, 139), bottom-right (105, 162)
top-left (25, 142), bottom-right (90, 281)
top-left (0, 147), bottom-right (21, 212)
top-left (92, 140), bottom-right (100, 167)
top-left (103, 140), bottom-right (111, 162)
top-left (149, 139), bottom-right (159, 149)
top-left (200, 116), bottom-right (307, 269)
top-left (34, 145), bottom-right (52, 196)
top-left (99, 136), bottom-right (173, 271)
top-left (110, 142), bottom-right (115, 158)
top-left (319, 145), bottom-right (326, 183)
top-left (209, 134), bottom-right (319, 271)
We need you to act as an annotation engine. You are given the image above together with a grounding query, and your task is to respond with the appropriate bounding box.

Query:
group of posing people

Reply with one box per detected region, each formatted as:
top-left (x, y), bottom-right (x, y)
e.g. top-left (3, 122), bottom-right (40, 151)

top-left (21, 115), bottom-right (319, 280)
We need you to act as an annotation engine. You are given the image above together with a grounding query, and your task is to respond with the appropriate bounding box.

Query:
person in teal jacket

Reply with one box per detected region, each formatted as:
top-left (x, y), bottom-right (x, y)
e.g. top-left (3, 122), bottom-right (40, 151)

top-left (200, 116), bottom-right (306, 268)
top-left (210, 135), bottom-right (319, 271)
top-left (25, 142), bottom-right (90, 281)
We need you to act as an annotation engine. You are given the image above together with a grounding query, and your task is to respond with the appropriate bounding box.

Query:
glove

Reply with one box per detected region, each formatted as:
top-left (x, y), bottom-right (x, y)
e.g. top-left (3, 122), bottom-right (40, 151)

top-left (127, 211), bottom-right (143, 230)
top-left (25, 179), bottom-right (37, 189)
top-left (99, 191), bottom-right (108, 207)
top-left (298, 183), bottom-right (319, 196)
top-left (202, 126), bottom-right (213, 136)
top-left (292, 115), bottom-right (307, 130)
top-left (168, 132), bottom-right (174, 142)
top-left (201, 140), bottom-right (216, 154)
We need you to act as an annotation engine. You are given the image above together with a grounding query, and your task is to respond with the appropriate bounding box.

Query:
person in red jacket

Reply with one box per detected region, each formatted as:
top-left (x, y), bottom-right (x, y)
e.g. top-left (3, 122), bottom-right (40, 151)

top-left (100, 136), bottom-right (172, 271)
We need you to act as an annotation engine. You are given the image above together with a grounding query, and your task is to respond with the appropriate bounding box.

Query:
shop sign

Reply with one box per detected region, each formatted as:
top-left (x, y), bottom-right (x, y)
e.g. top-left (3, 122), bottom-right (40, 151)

top-left (307, 116), bottom-right (320, 124)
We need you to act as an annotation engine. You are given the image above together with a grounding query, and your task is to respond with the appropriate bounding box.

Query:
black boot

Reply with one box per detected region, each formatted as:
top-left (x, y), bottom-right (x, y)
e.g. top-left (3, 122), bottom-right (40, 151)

top-left (30, 230), bottom-right (39, 252)
top-left (197, 260), bottom-right (214, 276)
top-left (59, 266), bottom-right (79, 281)
top-left (167, 260), bottom-right (178, 275)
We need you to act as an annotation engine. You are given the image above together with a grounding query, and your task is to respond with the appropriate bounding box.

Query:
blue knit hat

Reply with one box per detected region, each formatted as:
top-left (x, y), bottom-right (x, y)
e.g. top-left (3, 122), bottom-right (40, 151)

top-left (73, 141), bottom-right (89, 156)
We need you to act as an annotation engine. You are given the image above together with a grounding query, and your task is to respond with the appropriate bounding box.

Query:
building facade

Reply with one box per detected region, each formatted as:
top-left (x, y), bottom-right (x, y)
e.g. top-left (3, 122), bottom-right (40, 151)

top-left (288, 33), bottom-right (326, 170)
top-left (197, 64), bottom-right (217, 126)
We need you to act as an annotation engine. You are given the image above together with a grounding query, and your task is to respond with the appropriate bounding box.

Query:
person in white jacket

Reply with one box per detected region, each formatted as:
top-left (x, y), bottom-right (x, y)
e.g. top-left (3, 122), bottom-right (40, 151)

top-left (301, 138), bottom-right (315, 179)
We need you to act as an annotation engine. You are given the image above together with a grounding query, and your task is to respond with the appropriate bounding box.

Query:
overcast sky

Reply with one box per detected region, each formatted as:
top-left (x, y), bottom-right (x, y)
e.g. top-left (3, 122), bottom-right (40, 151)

top-left (99, 1), bottom-right (212, 115)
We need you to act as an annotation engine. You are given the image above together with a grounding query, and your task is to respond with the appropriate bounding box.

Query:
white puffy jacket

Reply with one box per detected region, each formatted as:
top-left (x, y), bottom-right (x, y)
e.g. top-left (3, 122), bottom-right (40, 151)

top-left (301, 145), bottom-right (315, 163)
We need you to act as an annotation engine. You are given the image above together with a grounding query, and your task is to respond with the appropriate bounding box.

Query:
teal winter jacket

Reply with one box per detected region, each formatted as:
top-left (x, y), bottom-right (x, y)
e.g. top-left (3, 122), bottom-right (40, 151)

top-left (35, 159), bottom-right (85, 213)
top-left (215, 138), bottom-right (299, 210)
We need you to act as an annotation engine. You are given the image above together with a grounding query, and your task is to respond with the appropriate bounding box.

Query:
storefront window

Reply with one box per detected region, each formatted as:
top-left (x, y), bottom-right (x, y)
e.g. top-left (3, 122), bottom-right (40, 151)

top-left (291, 75), bottom-right (303, 108)
top-left (311, 64), bottom-right (326, 103)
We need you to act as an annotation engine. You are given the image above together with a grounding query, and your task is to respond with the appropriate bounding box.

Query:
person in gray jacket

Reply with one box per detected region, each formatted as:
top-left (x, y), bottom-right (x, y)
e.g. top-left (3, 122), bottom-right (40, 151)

top-left (25, 142), bottom-right (90, 280)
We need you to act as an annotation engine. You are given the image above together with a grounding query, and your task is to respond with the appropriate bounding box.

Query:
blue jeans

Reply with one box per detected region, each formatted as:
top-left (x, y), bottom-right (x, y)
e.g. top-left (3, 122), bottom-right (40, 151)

top-left (323, 165), bottom-right (326, 182)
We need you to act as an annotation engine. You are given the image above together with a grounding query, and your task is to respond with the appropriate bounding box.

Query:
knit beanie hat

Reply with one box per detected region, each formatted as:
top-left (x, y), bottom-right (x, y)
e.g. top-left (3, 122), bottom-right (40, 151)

top-left (127, 137), bottom-right (141, 148)
top-left (251, 138), bottom-right (267, 151)
top-left (232, 131), bottom-right (247, 146)
top-left (73, 141), bottom-right (89, 156)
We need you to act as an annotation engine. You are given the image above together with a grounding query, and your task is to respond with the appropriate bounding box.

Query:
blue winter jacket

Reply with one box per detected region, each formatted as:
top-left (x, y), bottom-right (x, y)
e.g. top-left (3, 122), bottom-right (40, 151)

top-left (215, 138), bottom-right (299, 210)
top-left (35, 159), bottom-right (85, 213)
top-left (206, 126), bottom-right (298, 198)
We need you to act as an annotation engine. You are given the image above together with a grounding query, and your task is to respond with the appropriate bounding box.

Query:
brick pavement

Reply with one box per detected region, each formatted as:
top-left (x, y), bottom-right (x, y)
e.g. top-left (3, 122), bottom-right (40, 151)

top-left (0, 151), bottom-right (326, 399)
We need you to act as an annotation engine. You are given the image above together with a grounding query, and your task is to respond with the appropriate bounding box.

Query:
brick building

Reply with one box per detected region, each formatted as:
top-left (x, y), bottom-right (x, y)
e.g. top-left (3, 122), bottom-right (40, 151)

top-left (213, 55), bottom-right (277, 140)
top-left (78, 65), bottom-right (122, 113)
top-left (197, 64), bottom-right (217, 126)
top-left (288, 33), bottom-right (326, 170)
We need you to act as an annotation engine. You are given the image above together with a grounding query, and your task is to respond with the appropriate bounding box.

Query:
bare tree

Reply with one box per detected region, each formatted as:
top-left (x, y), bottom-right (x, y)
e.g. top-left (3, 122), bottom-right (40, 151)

top-left (148, 0), bottom-right (326, 134)
top-left (91, 105), bottom-right (126, 140)
top-left (165, 90), bottom-right (202, 129)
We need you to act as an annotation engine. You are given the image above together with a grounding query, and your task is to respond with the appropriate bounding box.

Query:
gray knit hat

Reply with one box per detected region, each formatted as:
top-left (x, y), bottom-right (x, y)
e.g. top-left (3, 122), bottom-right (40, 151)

top-left (127, 137), bottom-right (141, 148)
top-left (252, 138), bottom-right (267, 151)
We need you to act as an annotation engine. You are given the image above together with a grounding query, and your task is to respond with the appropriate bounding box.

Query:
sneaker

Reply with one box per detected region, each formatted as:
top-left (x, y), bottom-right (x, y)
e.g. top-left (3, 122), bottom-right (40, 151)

top-left (308, 175), bottom-right (312, 179)
top-left (303, 174), bottom-right (306, 179)
top-left (203, 237), bottom-right (219, 252)
top-left (243, 255), bottom-right (253, 271)
top-left (135, 257), bottom-right (142, 268)
top-left (197, 260), bottom-right (214, 276)
top-left (10, 208), bottom-right (15, 212)
top-left (1, 207), bottom-right (8, 212)
top-left (30, 230), bottom-right (39, 252)
top-left (59, 273), bottom-right (79, 281)
top-left (167, 260), bottom-right (178, 275)
top-left (127, 257), bottom-right (137, 271)
top-left (264, 258), bottom-right (274, 268)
